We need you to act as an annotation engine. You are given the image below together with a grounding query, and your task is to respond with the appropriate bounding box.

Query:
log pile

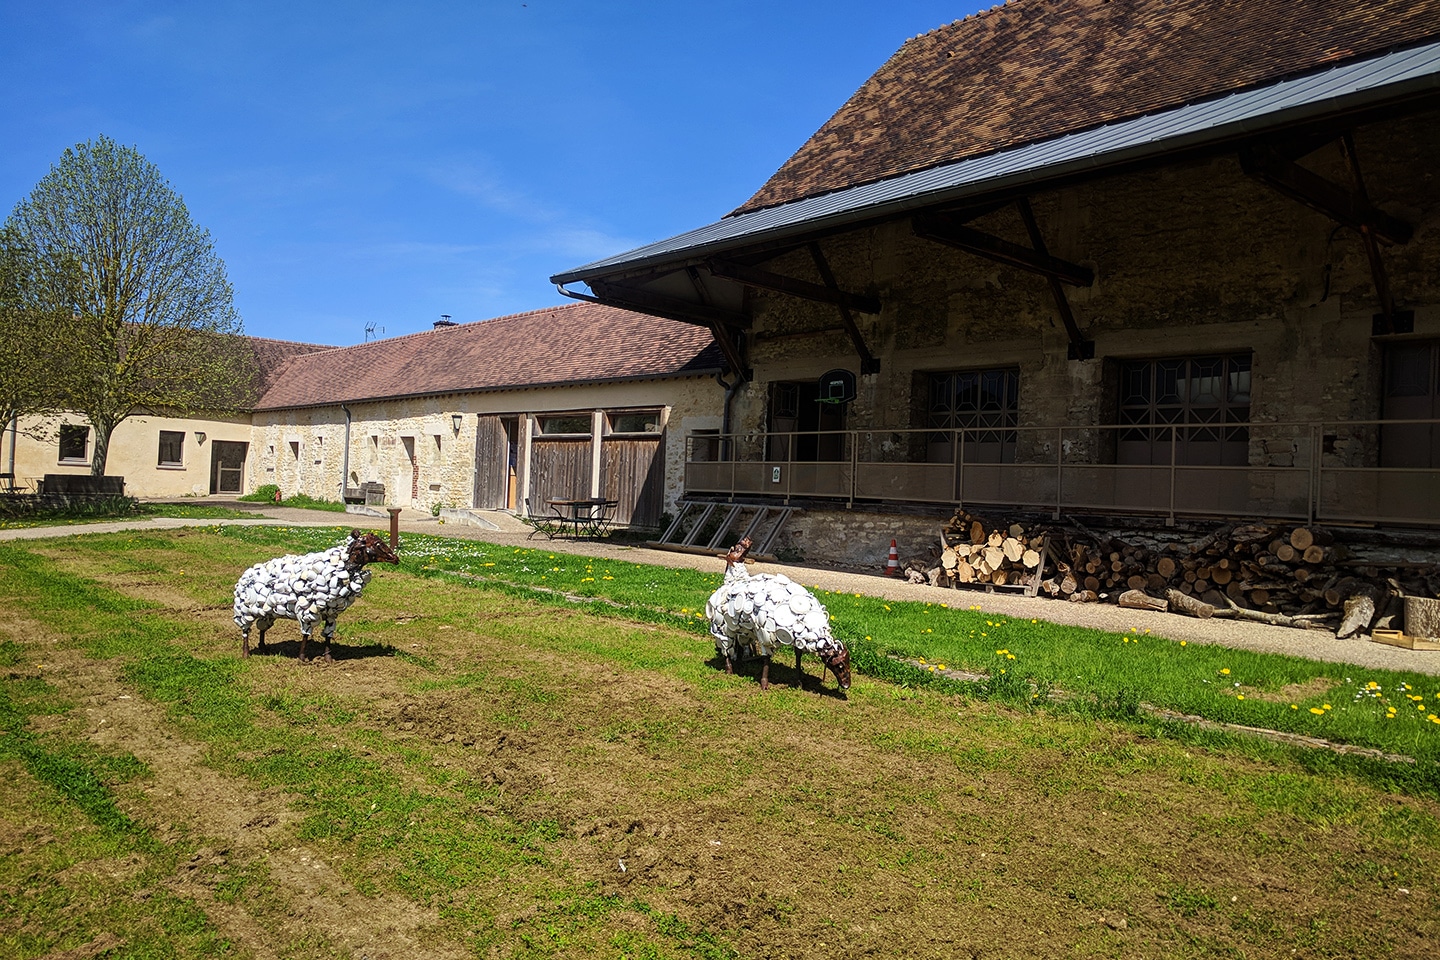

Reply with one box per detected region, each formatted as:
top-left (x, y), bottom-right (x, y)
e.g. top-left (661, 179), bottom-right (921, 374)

top-left (921, 511), bottom-right (1440, 637)
top-left (935, 512), bottom-right (1047, 592)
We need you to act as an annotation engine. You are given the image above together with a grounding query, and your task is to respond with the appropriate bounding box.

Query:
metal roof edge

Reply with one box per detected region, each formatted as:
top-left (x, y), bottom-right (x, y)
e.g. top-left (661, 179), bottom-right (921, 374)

top-left (551, 40), bottom-right (1440, 285)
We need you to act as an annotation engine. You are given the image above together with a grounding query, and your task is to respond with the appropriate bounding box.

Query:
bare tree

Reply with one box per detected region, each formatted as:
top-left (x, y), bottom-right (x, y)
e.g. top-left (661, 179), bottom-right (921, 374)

top-left (5, 136), bottom-right (250, 476)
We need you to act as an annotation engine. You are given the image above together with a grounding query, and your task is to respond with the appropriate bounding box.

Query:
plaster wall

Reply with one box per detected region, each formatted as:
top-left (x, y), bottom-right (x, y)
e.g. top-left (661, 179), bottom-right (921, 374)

top-left (2, 412), bottom-right (254, 497)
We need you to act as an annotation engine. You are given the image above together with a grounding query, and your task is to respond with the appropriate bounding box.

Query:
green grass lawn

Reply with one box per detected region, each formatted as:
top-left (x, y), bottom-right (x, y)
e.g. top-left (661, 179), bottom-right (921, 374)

top-left (1, 525), bottom-right (1437, 958)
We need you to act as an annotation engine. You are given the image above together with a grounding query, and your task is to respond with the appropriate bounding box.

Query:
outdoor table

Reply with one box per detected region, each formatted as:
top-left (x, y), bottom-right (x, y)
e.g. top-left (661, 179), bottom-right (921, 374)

top-left (545, 498), bottom-right (619, 538)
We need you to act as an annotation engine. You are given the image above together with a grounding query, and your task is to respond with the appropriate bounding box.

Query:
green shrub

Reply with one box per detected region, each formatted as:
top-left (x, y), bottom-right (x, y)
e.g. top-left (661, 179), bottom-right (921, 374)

top-left (238, 484), bottom-right (279, 503)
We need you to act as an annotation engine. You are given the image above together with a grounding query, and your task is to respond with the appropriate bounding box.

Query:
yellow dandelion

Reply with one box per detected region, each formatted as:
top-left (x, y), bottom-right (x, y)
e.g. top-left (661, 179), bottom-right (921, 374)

top-left (1237, 695), bottom-right (1245, 700)
top-left (1290, 704), bottom-right (1298, 710)
top-left (1180, 641), bottom-right (1187, 647)
top-left (1220, 668), bottom-right (1231, 675)
top-left (1323, 703), bottom-right (1332, 710)
top-left (1309, 707), bottom-right (1325, 715)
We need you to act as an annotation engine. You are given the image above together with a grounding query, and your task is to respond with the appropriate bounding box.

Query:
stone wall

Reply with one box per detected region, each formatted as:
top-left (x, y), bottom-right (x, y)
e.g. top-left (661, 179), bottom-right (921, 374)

top-left (249, 375), bottom-right (723, 516)
top-left (730, 109), bottom-right (1440, 477)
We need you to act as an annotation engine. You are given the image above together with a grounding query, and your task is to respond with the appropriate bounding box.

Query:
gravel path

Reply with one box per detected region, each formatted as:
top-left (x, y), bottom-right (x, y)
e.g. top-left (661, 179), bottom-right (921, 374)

top-left (8, 501), bottom-right (1438, 677)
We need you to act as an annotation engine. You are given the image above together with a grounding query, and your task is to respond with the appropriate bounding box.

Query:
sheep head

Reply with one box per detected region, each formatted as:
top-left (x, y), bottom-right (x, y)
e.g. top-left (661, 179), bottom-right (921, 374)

top-left (721, 537), bottom-right (753, 572)
top-left (345, 529), bottom-right (400, 569)
top-left (822, 648), bottom-right (852, 691)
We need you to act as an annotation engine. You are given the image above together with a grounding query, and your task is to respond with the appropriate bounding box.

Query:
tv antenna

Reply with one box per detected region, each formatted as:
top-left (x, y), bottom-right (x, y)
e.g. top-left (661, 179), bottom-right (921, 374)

top-left (364, 322), bottom-right (384, 342)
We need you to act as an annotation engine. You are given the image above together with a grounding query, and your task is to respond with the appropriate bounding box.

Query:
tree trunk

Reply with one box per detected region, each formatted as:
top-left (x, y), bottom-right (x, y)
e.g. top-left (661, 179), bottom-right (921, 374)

top-left (89, 418), bottom-right (118, 477)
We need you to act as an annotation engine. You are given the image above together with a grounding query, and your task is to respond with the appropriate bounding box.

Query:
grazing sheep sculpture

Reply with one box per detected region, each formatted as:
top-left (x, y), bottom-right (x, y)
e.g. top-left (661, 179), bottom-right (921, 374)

top-left (704, 537), bottom-right (851, 692)
top-left (233, 529), bottom-right (399, 663)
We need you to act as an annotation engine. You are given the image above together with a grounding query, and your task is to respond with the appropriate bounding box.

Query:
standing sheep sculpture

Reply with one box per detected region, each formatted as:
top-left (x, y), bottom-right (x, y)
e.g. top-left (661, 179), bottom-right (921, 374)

top-left (704, 537), bottom-right (852, 692)
top-left (233, 529), bottom-right (400, 663)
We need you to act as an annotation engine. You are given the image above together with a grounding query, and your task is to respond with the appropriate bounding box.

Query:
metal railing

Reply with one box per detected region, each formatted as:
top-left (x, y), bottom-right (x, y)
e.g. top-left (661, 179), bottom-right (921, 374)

top-left (683, 419), bottom-right (1440, 527)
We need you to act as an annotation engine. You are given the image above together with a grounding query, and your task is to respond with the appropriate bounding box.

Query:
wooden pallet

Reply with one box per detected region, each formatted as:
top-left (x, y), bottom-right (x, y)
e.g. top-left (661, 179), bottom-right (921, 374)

top-left (1371, 629), bottom-right (1440, 651)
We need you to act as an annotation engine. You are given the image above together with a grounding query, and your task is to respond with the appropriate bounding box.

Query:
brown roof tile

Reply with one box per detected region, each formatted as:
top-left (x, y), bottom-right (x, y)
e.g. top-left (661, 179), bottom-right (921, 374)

top-left (252, 302), bottom-right (722, 410)
top-left (737, 0), bottom-right (1440, 213)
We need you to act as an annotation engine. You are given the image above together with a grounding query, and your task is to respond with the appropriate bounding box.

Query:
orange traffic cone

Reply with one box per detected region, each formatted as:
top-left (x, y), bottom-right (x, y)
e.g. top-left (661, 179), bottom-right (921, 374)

top-left (885, 539), bottom-right (900, 577)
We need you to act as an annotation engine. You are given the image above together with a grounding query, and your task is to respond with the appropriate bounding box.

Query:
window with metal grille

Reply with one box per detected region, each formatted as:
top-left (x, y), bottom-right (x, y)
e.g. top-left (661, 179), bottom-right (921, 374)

top-left (1117, 354), bottom-right (1251, 465)
top-left (925, 369), bottom-right (1019, 463)
top-left (59, 425), bottom-right (89, 463)
top-left (1381, 339), bottom-right (1440, 468)
top-left (157, 430), bottom-right (184, 467)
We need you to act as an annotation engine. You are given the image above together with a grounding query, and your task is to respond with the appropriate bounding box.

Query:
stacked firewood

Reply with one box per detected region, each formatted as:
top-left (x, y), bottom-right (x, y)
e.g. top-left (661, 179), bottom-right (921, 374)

top-left (921, 511), bottom-right (1439, 636)
top-left (934, 512), bottom-right (1046, 590)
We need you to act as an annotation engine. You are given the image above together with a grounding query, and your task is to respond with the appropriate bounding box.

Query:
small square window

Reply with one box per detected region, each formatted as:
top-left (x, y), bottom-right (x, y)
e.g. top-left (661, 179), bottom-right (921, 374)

top-left (158, 430), bottom-right (185, 467)
top-left (59, 425), bottom-right (89, 463)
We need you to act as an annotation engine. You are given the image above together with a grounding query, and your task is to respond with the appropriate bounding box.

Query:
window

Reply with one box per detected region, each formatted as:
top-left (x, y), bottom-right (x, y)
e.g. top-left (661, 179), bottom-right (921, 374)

top-left (157, 430), bottom-right (185, 467)
top-left (1381, 339), bottom-right (1440, 468)
top-left (925, 369), bottom-right (1019, 464)
top-left (1117, 353), bottom-right (1251, 465)
top-left (766, 381), bottom-right (846, 462)
top-left (59, 425), bottom-right (89, 463)
top-left (538, 414), bottom-right (592, 436)
top-left (689, 429), bottom-right (720, 462)
top-left (609, 411), bottom-right (661, 434)
top-left (288, 441), bottom-right (300, 460)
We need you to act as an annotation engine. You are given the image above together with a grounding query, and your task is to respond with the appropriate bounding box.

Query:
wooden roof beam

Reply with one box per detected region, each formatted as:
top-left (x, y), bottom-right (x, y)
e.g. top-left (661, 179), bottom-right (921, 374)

top-left (1239, 146), bottom-right (1413, 245)
top-left (911, 211), bottom-right (1095, 287)
top-left (706, 258), bottom-right (881, 315)
top-left (587, 279), bottom-right (751, 330)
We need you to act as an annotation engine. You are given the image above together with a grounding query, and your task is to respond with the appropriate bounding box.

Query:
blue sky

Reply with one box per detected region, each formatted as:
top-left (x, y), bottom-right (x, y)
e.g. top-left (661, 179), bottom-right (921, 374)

top-left (2, 2), bottom-right (983, 346)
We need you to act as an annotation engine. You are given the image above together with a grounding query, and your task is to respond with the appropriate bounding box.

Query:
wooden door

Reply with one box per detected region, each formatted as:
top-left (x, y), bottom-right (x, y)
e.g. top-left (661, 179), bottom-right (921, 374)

top-left (601, 436), bottom-right (665, 527)
top-left (209, 441), bottom-right (248, 494)
top-left (472, 415), bottom-right (510, 509)
top-left (528, 438), bottom-right (592, 509)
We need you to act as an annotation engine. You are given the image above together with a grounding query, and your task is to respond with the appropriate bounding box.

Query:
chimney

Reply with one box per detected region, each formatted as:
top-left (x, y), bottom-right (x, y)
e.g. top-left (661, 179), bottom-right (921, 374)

top-left (433, 314), bottom-right (457, 329)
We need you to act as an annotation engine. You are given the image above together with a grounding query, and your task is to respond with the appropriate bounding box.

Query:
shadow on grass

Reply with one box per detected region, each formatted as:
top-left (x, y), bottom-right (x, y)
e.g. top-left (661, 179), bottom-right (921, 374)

top-left (247, 639), bottom-right (399, 663)
top-left (706, 655), bottom-right (850, 699)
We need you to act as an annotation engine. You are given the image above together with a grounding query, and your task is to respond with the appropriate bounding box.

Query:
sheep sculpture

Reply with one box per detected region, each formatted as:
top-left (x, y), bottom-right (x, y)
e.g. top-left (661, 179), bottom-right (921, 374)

top-left (233, 528), bottom-right (399, 663)
top-left (705, 537), bottom-right (851, 692)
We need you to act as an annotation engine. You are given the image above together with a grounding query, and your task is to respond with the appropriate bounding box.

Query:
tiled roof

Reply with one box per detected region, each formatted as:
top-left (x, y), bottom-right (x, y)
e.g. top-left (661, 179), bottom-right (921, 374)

top-left (738, 0), bottom-right (1440, 214)
top-left (252, 302), bottom-right (723, 411)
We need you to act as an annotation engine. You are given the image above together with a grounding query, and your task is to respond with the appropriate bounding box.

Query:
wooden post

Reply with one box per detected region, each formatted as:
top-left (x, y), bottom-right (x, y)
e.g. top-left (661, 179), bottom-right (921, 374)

top-left (387, 507), bottom-right (401, 552)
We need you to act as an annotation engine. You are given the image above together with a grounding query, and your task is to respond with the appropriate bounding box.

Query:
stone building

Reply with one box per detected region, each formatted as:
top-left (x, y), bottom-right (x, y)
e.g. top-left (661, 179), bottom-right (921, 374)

top-left (553, 0), bottom-right (1440, 565)
top-left (249, 303), bottom-right (724, 527)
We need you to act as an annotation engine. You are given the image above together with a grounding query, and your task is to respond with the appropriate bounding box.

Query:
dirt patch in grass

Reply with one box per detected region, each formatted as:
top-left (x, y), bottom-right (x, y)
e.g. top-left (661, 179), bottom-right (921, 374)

top-left (3, 537), bottom-right (1439, 959)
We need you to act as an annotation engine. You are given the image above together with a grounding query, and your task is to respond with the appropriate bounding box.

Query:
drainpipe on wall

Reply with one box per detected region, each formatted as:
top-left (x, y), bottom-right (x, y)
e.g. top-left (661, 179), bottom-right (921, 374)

top-left (5, 416), bottom-right (15, 479)
top-left (715, 372), bottom-right (739, 462)
top-left (340, 405), bottom-right (352, 502)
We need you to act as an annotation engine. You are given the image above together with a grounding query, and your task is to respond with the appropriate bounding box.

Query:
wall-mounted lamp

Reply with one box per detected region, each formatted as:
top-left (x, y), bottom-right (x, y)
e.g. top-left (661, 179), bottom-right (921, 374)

top-left (451, 413), bottom-right (463, 435)
top-left (194, 431), bottom-right (207, 444)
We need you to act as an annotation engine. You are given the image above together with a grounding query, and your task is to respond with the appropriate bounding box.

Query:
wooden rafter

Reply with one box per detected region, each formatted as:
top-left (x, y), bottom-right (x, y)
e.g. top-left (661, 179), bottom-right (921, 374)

top-left (807, 242), bottom-right (880, 374)
top-left (1240, 136), bottom-right (1414, 334)
top-left (1017, 198), bottom-right (1094, 360)
top-left (1239, 146), bottom-right (1412, 246)
top-left (706, 258), bottom-right (881, 315)
top-left (912, 201), bottom-right (1094, 359)
top-left (912, 210), bottom-right (1094, 287)
top-left (587, 279), bottom-right (751, 330)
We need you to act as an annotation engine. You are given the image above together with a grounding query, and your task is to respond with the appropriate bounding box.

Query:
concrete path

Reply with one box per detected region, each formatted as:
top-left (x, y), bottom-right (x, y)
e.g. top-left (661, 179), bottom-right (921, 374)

top-left (7, 500), bottom-right (1438, 677)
